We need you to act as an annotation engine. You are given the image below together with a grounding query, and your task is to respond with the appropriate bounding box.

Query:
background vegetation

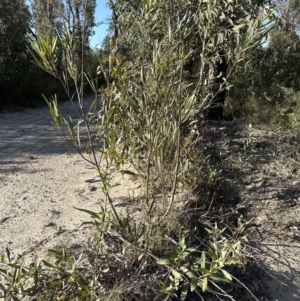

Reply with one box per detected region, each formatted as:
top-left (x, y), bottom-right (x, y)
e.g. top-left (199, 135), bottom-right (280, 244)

top-left (0, 0), bottom-right (105, 110)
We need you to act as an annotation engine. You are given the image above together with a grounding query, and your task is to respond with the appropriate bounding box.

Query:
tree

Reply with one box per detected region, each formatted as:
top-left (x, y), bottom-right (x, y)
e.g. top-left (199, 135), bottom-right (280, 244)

top-left (197, 0), bottom-right (275, 119)
top-left (62, 0), bottom-right (96, 58)
top-left (92, 0), bottom-right (276, 196)
top-left (31, 0), bottom-right (64, 39)
top-left (263, 0), bottom-right (300, 91)
top-left (0, 0), bottom-right (31, 108)
top-left (31, 0), bottom-right (96, 65)
top-left (30, 0), bottom-right (96, 97)
top-left (274, 0), bottom-right (300, 32)
top-left (228, 0), bottom-right (300, 115)
top-left (107, 0), bottom-right (276, 119)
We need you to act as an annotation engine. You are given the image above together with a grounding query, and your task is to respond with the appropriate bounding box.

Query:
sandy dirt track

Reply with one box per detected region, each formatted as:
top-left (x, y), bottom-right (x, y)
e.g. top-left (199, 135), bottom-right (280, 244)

top-left (0, 98), bottom-right (137, 257)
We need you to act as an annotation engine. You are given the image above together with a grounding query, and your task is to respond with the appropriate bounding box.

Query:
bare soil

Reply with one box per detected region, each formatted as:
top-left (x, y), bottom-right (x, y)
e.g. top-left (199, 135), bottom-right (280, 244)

top-left (203, 122), bottom-right (300, 301)
top-left (0, 98), bottom-right (139, 258)
top-left (1, 100), bottom-right (300, 300)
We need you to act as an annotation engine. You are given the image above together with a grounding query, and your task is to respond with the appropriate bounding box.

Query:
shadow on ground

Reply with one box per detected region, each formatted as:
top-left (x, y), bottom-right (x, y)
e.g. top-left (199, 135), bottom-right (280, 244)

top-left (0, 96), bottom-right (99, 160)
top-left (201, 120), bottom-right (300, 301)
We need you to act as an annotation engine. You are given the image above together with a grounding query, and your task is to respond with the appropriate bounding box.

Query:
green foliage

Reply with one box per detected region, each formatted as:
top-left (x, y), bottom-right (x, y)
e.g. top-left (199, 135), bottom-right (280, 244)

top-left (0, 0), bottom-right (30, 109)
top-left (107, 0), bottom-right (276, 104)
top-left (267, 30), bottom-right (300, 89)
top-left (31, 0), bottom-right (96, 50)
top-left (87, 48), bottom-right (109, 90)
top-left (31, 0), bottom-right (64, 39)
top-left (280, 90), bottom-right (300, 130)
top-left (227, 1), bottom-right (300, 130)
top-left (243, 123), bottom-right (257, 152)
top-left (0, 220), bottom-right (250, 300)
top-left (227, 33), bottom-right (300, 128)
top-left (0, 246), bottom-right (111, 300)
top-left (101, 0), bottom-right (275, 197)
top-left (0, 0), bottom-right (67, 110)
top-left (157, 225), bottom-right (248, 300)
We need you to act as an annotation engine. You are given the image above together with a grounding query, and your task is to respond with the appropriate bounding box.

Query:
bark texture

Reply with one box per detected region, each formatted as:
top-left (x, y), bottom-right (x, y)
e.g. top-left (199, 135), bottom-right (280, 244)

top-left (206, 47), bottom-right (227, 120)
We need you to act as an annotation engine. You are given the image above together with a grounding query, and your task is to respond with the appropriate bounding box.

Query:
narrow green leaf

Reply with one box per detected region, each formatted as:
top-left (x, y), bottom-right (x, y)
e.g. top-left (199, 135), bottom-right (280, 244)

top-left (171, 269), bottom-right (182, 285)
top-left (200, 251), bottom-right (206, 269)
top-left (41, 260), bottom-right (55, 268)
top-left (157, 258), bottom-right (171, 265)
top-left (209, 273), bottom-right (231, 283)
top-left (180, 284), bottom-right (189, 301)
top-left (6, 248), bottom-right (11, 262)
top-left (202, 276), bottom-right (208, 292)
top-left (119, 170), bottom-right (137, 176)
top-left (77, 119), bottom-right (81, 149)
top-left (48, 249), bottom-right (63, 257)
top-left (221, 269), bottom-right (232, 281)
top-left (74, 207), bottom-right (101, 219)
top-left (12, 267), bottom-right (18, 285)
top-left (67, 115), bottom-right (75, 139)
top-left (34, 269), bottom-right (38, 286)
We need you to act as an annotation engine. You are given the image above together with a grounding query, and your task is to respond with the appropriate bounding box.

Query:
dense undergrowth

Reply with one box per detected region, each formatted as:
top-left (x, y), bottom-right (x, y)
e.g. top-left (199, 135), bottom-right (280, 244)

top-left (227, 87), bottom-right (300, 133)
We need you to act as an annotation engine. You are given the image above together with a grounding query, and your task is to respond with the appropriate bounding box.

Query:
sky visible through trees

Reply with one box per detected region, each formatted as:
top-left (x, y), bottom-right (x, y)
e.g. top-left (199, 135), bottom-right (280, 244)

top-left (25, 0), bottom-right (111, 47)
top-left (90, 0), bottom-right (110, 47)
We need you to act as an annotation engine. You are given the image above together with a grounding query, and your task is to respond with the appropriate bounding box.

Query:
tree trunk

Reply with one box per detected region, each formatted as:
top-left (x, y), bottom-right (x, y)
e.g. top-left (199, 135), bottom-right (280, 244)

top-left (206, 47), bottom-right (227, 120)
